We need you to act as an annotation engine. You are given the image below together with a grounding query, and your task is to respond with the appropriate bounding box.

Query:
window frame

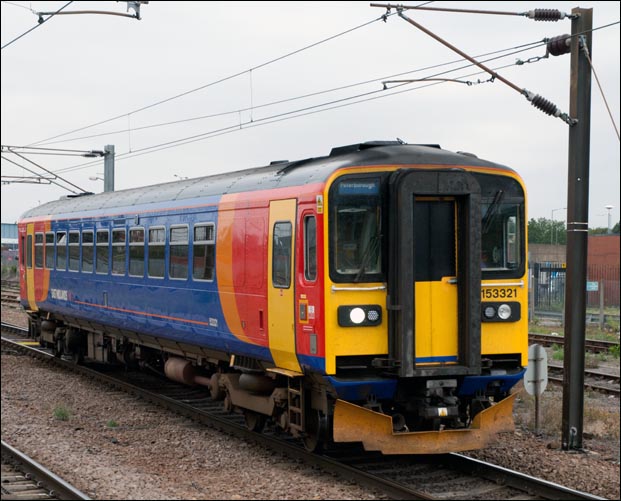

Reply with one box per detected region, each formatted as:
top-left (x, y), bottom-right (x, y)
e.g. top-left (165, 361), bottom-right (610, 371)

top-left (128, 226), bottom-right (146, 278)
top-left (272, 221), bottom-right (292, 289)
top-left (34, 232), bottom-right (44, 269)
top-left (303, 215), bottom-right (317, 282)
top-left (45, 232), bottom-right (55, 269)
top-left (55, 231), bottom-right (67, 271)
top-left (192, 222), bottom-right (216, 282)
top-left (148, 225), bottom-right (166, 279)
top-left (26, 234), bottom-right (33, 269)
top-left (81, 230), bottom-right (94, 273)
top-left (111, 228), bottom-right (127, 276)
top-left (68, 230), bottom-right (80, 272)
top-left (169, 224), bottom-right (189, 281)
top-left (96, 229), bottom-right (110, 275)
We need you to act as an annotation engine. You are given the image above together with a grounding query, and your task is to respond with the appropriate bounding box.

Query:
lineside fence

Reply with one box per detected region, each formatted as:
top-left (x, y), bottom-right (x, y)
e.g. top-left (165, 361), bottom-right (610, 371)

top-left (530, 262), bottom-right (620, 325)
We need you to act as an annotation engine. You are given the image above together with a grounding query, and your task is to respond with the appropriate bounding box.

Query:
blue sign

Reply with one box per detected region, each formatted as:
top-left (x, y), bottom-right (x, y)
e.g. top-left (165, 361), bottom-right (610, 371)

top-left (586, 281), bottom-right (599, 292)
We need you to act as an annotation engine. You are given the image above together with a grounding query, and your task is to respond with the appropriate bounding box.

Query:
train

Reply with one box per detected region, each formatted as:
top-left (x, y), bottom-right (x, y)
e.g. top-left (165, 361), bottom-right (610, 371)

top-left (18, 140), bottom-right (528, 454)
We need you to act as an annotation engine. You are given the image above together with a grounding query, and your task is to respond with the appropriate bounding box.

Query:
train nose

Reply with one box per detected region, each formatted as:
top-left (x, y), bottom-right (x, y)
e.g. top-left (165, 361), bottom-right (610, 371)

top-left (332, 393), bottom-right (517, 455)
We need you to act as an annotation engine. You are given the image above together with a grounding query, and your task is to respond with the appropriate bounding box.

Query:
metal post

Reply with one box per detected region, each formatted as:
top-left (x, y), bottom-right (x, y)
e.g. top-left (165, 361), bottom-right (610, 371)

top-left (103, 144), bottom-right (115, 192)
top-left (599, 280), bottom-right (605, 329)
top-left (562, 7), bottom-right (592, 451)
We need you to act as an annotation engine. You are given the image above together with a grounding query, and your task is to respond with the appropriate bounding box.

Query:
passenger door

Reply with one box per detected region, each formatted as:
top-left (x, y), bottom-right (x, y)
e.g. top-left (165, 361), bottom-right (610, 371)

top-left (268, 199), bottom-right (302, 372)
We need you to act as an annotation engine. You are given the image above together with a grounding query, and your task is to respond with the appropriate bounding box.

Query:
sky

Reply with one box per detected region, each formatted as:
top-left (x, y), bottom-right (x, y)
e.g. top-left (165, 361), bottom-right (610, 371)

top-left (1, 1), bottom-right (619, 229)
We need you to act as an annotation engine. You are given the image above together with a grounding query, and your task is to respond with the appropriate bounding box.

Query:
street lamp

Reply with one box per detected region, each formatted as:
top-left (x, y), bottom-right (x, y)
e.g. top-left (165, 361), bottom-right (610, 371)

top-left (605, 205), bottom-right (614, 234)
top-left (551, 207), bottom-right (566, 245)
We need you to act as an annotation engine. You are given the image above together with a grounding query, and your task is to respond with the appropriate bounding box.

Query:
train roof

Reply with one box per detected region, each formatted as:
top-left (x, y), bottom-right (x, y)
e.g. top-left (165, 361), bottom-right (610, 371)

top-left (19, 141), bottom-right (515, 219)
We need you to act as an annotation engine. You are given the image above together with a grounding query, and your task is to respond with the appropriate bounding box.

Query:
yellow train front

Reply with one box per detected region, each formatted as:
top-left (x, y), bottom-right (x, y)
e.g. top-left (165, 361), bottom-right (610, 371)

top-left (307, 142), bottom-right (528, 454)
top-left (18, 140), bottom-right (528, 455)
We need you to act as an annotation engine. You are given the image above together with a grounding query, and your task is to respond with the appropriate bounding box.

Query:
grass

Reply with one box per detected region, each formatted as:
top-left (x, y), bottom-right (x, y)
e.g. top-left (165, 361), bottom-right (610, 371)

top-left (551, 344), bottom-right (564, 361)
top-left (514, 387), bottom-right (620, 441)
top-left (53, 405), bottom-right (71, 421)
top-left (106, 419), bottom-right (119, 428)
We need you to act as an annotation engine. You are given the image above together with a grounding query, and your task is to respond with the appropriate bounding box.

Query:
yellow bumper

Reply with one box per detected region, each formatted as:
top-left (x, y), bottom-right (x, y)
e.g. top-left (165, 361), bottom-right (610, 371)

top-left (333, 392), bottom-right (517, 455)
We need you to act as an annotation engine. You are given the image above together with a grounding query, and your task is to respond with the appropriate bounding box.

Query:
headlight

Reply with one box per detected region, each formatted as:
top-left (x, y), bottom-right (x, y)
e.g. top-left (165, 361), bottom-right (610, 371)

top-left (481, 302), bottom-right (520, 322)
top-left (338, 305), bottom-right (382, 327)
top-left (483, 306), bottom-right (496, 319)
top-left (497, 303), bottom-right (512, 320)
top-left (349, 307), bottom-right (366, 324)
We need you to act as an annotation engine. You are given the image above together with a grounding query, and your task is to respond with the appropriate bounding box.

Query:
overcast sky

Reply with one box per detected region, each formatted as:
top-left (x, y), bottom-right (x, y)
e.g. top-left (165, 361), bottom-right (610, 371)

top-left (2, 1), bottom-right (619, 228)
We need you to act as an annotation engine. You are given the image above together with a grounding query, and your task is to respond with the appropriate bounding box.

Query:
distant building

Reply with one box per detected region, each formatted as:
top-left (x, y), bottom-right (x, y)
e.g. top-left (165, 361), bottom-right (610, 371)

top-left (1, 222), bottom-right (19, 271)
top-left (588, 234), bottom-right (620, 267)
top-left (529, 243), bottom-right (566, 264)
top-left (528, 234), bottom-right (620, 267)
top-left (587, 234), bottom-right (619, 307)
top-left (1, 222), bottom-right (18, 250)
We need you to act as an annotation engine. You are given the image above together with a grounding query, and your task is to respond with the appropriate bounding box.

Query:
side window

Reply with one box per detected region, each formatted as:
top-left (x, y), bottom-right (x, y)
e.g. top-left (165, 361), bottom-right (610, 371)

top-left (304, 216), bottom-right (317, 281)
top-left (96, 230), bottom-right (109, 274)
top-left (26, 234), bottom-right (33, 269)
top-left (82, 231), bottom-right (94, 273)
top-left (193, 224), bottom-right (215, 281)
top-left (45, 232), bottom-right (55, 269)
top-left (68, 231), bottom-right (80, 271)
top-left (112, 229), bottom-right (126, 276)
top-left (129, 227), bottom-right (145, 277)
top-left (148, 227), bottom-right (165, 278)
top-left (34, 233), bottom-right (44, 269)
top-left (506, 216), bottom-right (518, 267)
top-left (56, 231), bottom-right (67, 270)
top-left (169, 225), bottom-right (189, 280)
top-left (272, 222), bottom-right (292, 288)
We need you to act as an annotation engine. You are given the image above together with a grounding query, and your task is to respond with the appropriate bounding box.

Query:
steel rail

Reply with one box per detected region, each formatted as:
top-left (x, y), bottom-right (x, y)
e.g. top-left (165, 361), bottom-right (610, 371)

top-left (1, 440), bottom-right (91, 500)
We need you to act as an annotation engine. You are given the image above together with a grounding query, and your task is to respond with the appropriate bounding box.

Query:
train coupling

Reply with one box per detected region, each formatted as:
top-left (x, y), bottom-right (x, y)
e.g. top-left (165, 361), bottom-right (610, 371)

top-left (332, 392), bottom-right (517, 455)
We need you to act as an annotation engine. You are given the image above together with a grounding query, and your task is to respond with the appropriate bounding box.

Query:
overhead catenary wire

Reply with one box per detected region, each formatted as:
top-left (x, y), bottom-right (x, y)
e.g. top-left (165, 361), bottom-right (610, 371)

top-left (1, 145), bottom-right (104, 155)
top-left (19, 11), bottom-right (619, 178)
top-left (39, 38), bottom-right (546, 147)
top-left (1, 1), bottom-right (73, 50)
top-left (1, 1), bottom-right (36, 13)
top-left (27, 11), bottom-right (397, 147)
top-left (580, 40), bottom-right (620, 141)
top-left (379, 5), bottom-right (576, 125)
top-left (53, 49), bottom-right (548, 176)
top-left (3, 148), bottom-right (89, 193)
top-left (50, 17), bottom-right (619, 177)
top-left (1, 154), bottom-right (77, 192)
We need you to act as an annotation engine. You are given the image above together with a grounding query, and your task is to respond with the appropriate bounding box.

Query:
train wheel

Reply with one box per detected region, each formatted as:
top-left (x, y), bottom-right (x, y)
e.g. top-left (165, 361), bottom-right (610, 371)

top-left (244, 410), bottom-right (266, 432)
top-left (71, 348), bottom-right (84, 365)
top-left (209, 373), bottom-right (224, 401)
top-left (53, 339), bottom-right (63, 358)
top-left (302, 410), bottom-right (324, 452)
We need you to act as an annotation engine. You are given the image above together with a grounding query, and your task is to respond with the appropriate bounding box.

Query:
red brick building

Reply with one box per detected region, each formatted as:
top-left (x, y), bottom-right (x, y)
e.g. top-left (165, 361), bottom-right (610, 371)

top-left (587, 234), bottom-right (619, 307)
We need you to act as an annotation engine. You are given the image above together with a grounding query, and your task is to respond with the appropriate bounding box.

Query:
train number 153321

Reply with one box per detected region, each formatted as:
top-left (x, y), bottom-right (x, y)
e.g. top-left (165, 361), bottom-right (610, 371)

top-left (481, 288), bottom-right (518, 299)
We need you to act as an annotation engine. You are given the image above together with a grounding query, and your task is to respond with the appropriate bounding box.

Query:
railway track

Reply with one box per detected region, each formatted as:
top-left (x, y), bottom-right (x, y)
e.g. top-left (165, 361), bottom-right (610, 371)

top-left (1, 440), bottom-right (90, 500)
top-left (0, 282), bottom-right (20, 306)
top-left (1, 324), bottom-right (606, 500)
top-left (529, 333), bottom-right (619, 355)
top-left (547, 363), bottom-right (620, 395)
